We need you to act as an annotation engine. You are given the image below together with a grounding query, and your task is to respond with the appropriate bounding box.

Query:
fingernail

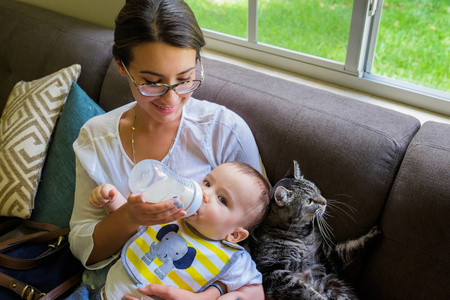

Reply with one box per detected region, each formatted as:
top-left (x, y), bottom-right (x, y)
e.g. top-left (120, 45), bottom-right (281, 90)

top-left (137, 283), bottom-right (145, 288)
top-left (177, 203), bottom-right (184, 209)
top-left (173, 200), bottom-right (179, 205)
top-left (181, 213), bottom-right (187, 217)
top-left (173, 196), bottom-right (178, 198)
top-left (138, 198), bottom-right (143, 203)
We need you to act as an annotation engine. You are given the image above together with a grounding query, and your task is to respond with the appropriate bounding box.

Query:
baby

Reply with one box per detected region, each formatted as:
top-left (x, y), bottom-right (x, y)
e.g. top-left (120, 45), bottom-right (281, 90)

top-left (89, 161), bottom-right (271, 299)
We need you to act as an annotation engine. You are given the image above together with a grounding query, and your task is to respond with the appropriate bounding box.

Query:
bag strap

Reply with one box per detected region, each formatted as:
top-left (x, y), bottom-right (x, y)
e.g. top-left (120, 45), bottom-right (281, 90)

top-left (0, 219), bottom-right (71, 271)
top-left (0, 233), bottom-right (71, 270)
top-left (0, 220), bottom-right (83, 298)
top-left (0, 219), bottom-right (65, 252)
top-left (0, 270), bottom-right (82, 300)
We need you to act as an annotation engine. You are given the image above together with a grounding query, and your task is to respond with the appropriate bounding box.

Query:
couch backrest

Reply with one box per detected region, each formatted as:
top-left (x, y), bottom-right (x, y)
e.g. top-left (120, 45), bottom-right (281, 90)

top-left (358, 121), bottom-right (450, 299)
top-left (0, 0), bottom-right (114, 112)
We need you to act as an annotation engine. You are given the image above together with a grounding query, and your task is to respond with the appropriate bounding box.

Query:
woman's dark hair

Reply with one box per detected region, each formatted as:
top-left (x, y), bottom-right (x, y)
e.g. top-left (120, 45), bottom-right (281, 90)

top-left (113, 0), bottom-right (205, 65)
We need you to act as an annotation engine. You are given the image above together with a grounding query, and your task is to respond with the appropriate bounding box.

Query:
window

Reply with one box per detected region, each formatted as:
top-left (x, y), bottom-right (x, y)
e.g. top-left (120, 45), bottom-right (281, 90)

top-left (371, 1), bottom-right (448, 93)
top-left (187, 0), bottom-right (450, 116)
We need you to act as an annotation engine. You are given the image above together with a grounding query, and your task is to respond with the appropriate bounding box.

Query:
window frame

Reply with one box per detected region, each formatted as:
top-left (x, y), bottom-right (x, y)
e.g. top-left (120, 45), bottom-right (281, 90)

top-left (199, 0), bottom-right (450, 116)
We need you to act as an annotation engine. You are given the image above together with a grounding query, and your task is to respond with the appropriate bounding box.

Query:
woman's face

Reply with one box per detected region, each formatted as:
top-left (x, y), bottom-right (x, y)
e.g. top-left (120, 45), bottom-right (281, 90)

top-left (118, 42), bottom-right (198, 125)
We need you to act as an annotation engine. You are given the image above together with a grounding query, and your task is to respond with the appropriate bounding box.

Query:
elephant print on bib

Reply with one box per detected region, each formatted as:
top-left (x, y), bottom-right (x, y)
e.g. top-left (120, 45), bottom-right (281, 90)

top-left (141, 224), bottom-right (197, 279)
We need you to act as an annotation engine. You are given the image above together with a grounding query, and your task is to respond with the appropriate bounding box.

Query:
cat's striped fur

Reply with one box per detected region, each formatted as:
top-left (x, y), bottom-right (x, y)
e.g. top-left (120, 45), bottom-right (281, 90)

top-left (251, 161), bottom-right (380, 300)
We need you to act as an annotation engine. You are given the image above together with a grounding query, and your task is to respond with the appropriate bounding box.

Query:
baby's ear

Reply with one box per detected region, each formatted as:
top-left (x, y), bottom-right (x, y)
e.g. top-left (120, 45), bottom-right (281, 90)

top-left (225, 227), bottom-right (249, 243)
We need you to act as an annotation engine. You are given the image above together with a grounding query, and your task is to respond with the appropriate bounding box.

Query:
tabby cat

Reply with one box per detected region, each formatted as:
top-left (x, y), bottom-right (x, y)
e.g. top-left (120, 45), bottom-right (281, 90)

top-left (250, 160), bottom-right (380, 300)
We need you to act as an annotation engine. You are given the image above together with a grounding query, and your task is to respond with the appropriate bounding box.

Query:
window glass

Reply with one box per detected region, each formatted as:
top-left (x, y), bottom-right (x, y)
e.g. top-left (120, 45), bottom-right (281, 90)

top-left (372, 1), bottom-right (449, 92)
top-left (186, 0), bottom-right (247, 39)
top-left (258, 0), bottom-right (353, 62)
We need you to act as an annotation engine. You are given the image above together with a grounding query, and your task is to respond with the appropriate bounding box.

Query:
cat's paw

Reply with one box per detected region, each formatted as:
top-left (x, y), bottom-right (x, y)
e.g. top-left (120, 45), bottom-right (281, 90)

top-left (364, 226), bottom-right (382, 244)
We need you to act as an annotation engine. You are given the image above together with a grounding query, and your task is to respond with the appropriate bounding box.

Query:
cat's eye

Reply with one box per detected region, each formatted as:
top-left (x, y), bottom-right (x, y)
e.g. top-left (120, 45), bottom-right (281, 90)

top-left (305, 199), bottom-right (312, 205)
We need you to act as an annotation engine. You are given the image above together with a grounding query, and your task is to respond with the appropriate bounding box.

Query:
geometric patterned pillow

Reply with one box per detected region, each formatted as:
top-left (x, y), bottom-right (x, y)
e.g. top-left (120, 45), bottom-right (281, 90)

top-left (0, 64), bottom-right (81, 218)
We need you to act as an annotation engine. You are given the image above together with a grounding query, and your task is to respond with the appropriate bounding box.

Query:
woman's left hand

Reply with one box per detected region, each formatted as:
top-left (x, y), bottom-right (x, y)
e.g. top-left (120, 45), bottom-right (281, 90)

top-left (123, 283), bottom-right (222, 300)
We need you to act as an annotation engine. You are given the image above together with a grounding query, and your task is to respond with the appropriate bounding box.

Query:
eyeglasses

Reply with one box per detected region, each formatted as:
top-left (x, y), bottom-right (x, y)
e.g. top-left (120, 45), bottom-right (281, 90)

top-left (121, 61), bottom-right (204, 97)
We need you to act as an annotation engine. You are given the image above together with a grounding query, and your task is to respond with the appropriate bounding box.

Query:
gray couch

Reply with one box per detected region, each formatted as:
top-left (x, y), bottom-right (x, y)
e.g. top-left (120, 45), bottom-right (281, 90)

top-left (1, 0), bottom-right (449, 299)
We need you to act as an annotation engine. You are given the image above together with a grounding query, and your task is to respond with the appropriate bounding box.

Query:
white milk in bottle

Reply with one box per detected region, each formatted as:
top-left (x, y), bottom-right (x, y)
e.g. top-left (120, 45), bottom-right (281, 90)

top-left (128, 159), bottom-right (202, 217)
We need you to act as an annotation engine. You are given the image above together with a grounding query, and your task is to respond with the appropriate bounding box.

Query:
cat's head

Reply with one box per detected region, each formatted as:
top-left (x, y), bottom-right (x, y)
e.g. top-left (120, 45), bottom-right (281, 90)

top-left (267, 160), bottom-right (327, 232)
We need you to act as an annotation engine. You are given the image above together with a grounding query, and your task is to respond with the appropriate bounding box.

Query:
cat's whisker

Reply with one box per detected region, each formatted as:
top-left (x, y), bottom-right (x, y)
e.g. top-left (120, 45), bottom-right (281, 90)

top-left (326, 200), bottom-right (357, 224)
top-left (316, 217), bottom-right (335, 248)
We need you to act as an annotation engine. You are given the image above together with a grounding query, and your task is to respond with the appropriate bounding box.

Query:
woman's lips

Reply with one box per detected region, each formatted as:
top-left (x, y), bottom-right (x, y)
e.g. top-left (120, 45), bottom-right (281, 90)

top-left (152, 102), bottom-right (177, 114)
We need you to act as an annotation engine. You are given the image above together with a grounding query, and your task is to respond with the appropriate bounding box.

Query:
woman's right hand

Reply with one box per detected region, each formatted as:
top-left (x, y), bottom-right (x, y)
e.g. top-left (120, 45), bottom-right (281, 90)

top-left (126, 193), bottom-right (187, 227)
top-left (87, 194), bottom-right (185, 265)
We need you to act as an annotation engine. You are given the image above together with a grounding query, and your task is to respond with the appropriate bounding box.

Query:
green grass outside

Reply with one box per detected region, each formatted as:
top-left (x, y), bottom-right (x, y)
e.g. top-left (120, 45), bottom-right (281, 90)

top-left (186, 0), bottom-right (449, 93)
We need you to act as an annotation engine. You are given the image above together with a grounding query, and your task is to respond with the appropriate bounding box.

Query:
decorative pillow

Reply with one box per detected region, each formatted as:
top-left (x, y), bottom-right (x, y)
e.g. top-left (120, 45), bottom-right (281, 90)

top-left (31, 82), bottom-right (105, 227)
top-left (0, 65), bottom-right (81, 219)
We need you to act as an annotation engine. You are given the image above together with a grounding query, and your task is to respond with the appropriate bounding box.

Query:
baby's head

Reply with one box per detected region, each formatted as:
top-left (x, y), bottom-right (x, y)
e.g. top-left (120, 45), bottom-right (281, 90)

top-left (185, 161), bottom-right (271, 243)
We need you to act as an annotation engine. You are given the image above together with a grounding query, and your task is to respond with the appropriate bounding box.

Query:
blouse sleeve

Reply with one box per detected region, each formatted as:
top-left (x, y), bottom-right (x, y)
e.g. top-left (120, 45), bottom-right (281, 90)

top-left (69, 132), bottom-right (120, 269)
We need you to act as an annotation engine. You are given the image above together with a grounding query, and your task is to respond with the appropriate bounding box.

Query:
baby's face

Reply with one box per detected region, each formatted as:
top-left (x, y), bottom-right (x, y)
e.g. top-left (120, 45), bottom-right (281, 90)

top-left (184, 163), bottom-right (257, 242)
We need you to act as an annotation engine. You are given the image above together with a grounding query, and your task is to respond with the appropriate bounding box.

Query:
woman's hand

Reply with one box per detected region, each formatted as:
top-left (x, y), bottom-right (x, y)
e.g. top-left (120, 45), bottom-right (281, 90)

top-left (87, 194), bottom-right (185, 265)
top-left (122, 283), bottom-right (222, 300)
top-left (126, 193), bottom-right (187, 227)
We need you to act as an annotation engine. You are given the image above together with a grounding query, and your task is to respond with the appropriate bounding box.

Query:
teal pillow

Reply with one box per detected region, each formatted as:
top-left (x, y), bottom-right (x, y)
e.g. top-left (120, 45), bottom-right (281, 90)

top-left (31, 82), bottom-right (105, 227)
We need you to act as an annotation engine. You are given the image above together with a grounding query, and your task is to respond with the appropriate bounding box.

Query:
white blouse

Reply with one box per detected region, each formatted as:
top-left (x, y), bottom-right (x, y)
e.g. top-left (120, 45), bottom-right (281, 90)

top-left (69, 97), bottom-right (262, 269)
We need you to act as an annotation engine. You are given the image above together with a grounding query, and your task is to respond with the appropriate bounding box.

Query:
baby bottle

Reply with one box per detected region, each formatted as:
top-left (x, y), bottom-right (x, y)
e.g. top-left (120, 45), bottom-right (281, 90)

top-left (128, 159), bottom-right (202, 217)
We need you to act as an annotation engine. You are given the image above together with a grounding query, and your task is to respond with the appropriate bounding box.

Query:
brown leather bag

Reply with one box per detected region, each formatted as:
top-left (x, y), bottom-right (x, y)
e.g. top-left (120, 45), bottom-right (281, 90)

top-left (0, 219), bottom-right (83, 300)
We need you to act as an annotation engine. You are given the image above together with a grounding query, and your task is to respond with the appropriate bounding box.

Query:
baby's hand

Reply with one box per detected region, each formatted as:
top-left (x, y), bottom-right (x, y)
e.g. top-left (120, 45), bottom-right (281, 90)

top-left (89, 184), bottom-right (118, 208)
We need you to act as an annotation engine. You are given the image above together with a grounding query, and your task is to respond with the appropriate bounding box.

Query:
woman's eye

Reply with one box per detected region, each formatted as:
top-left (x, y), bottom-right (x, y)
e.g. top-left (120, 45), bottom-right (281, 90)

top-left (218, 196), bottom-right (227, 205)
top-left (144, 79), bottom-right (160, 85)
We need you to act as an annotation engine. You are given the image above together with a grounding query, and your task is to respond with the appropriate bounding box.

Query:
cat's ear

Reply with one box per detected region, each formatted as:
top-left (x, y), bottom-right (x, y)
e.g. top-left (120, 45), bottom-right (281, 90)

top-left (225, 227), bottom-right (249, 243)
top-left (293, 160), bottom-right (302, 180)
top-left (274, 186), bottom-right (291, 207)
top-left (284, 160), bottom-right (303, 180)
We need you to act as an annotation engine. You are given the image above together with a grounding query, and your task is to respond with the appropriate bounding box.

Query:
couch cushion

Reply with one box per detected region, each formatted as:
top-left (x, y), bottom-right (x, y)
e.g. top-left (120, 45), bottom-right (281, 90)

top-left (0, 0), bottom-right (113, 113)
top-left (358, 121), bottom-right (450, 299)
top-left (31, 82), bottom-right (105, 227)
top-left (0, 64), bottom-right (81, 219)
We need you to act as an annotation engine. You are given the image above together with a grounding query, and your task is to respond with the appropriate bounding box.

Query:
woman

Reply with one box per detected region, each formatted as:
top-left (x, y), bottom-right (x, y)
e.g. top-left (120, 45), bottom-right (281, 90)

top-left (68, 0), bottom-right (264, 298)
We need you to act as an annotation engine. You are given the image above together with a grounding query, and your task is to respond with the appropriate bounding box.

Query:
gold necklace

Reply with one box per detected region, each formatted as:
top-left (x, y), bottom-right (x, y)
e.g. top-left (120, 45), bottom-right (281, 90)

top-left (131, 106), bottom-right (179, 164)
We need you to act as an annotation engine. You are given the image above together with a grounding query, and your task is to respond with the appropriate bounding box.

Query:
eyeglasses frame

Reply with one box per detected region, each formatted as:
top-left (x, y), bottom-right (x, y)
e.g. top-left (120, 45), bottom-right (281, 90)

top-left (120, 60), bottom-right (204, 97)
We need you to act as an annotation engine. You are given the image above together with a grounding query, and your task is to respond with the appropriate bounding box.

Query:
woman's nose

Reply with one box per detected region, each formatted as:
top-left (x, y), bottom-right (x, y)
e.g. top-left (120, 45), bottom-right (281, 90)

top-left (160, 89), bottom-right (179, 106)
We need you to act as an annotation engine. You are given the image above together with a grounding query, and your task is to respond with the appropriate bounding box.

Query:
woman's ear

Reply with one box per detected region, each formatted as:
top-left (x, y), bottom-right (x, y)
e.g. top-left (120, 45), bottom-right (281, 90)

top-left (225, 227), bottom-right (249, 243)
top-left (115, 60), bottom-right (127, 76)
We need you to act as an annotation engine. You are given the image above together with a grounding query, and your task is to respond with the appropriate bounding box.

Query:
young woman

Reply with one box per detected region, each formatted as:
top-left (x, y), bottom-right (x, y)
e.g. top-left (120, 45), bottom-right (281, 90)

top-left (68, 0), bottom-right (264, 299)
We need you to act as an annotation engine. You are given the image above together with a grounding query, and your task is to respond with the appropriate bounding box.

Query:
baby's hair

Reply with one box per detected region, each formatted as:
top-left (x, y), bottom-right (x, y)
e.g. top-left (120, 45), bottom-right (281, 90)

top-left (225, 161), bottom-right (271, 235)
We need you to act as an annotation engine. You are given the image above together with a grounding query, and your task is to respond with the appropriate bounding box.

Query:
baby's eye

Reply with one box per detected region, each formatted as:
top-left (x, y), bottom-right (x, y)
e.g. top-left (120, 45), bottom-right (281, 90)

top-left (218, 196), bottom-right (227, 205)
top-left (203, 180), bottom-right (210, 187)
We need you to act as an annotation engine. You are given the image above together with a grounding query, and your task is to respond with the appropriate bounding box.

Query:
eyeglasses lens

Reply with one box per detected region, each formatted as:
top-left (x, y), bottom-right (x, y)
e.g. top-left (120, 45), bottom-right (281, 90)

top-left (138, 80), bottom-right (201, 96)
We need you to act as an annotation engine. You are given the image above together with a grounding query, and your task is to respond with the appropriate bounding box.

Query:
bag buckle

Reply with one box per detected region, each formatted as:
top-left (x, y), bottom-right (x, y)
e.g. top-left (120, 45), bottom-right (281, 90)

top-left (21, 285), bottom-right (46, 300)
top-left (48, 235), bottom-right (64, 248)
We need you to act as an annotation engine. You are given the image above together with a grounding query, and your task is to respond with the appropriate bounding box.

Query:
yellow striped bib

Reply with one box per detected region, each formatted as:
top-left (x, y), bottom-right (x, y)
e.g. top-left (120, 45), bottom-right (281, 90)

top-left (122, 220), bottom-right (243, 293)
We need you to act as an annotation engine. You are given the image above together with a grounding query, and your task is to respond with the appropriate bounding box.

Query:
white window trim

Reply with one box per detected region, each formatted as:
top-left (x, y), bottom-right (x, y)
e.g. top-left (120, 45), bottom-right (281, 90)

top-left (200, 0), bottom-right (450, 117)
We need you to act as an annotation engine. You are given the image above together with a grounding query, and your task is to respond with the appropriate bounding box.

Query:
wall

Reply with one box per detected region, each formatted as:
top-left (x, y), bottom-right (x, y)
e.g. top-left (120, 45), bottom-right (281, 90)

top-left (17, 0), bottom-right (123, 28)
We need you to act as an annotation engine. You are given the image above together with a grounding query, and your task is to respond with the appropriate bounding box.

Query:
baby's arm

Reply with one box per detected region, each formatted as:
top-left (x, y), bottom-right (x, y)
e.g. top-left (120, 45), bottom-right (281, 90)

top-left (89, 183), bottom-right (127, 215)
